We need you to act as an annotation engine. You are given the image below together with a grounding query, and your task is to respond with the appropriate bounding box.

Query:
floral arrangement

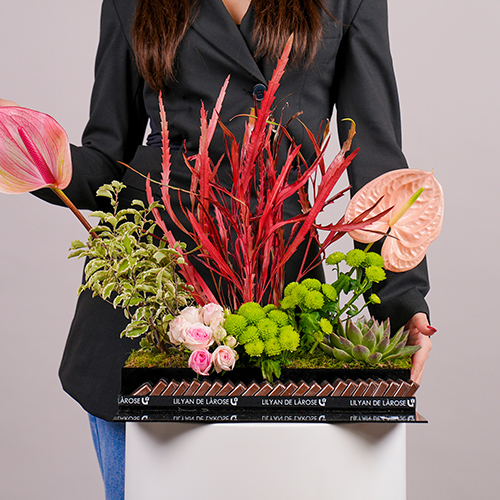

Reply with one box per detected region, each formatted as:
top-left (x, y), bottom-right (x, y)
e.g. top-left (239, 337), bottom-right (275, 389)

top-left (0, 37), bottom-right (444, 381)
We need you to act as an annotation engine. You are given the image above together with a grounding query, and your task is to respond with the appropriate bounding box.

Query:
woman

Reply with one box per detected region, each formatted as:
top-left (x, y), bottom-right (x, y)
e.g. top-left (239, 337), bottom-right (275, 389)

top-left (1, 0), bottom-right (434, 497)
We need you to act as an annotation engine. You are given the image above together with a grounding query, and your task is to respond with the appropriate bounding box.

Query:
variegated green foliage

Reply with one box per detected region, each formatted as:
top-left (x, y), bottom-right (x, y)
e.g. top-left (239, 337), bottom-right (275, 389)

top-left (321, 317), bottom-right (421, 364)
top-left (69, 181), bottom-right (192, 352)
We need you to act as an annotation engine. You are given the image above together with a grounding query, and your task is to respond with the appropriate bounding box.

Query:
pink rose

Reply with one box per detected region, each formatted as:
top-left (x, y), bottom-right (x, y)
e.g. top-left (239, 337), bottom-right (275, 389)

top-left (183, 322), bottom-right (215, 351)
top-left (188, 349), bottom-right (212, 376)
top-left (167, 315), bottom-right (190, 346)
top-left (179, 306), bottom-right (203, 324)
top-left (212, 345), bottom-right (237, 373)
top-left (202, 303), bottom-right (225, 328)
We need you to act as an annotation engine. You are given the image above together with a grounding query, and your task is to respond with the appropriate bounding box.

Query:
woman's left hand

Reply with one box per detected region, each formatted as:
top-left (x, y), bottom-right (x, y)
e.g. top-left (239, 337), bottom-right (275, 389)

top-left (405, 312), bottom-right (436, 385)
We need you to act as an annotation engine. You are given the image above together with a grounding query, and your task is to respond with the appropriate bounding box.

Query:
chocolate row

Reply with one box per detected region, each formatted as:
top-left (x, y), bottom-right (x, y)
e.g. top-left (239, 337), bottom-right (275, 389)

top-left (130, 377), bottom-right (419, 399)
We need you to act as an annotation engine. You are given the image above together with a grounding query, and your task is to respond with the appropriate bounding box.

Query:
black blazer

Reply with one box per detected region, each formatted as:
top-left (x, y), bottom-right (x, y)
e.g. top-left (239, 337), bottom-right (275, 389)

top-left (36, 0), bottom-right (430, 420)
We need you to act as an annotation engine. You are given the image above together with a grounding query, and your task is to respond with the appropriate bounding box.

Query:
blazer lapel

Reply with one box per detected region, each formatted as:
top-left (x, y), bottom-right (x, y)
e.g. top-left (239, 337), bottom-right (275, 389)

top-left (191, 0), bottom-right (267, 83)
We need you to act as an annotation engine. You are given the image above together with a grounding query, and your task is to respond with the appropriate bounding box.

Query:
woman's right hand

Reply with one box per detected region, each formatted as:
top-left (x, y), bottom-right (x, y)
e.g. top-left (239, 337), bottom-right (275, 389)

top-left (0, 98), bottom-right (19, 107)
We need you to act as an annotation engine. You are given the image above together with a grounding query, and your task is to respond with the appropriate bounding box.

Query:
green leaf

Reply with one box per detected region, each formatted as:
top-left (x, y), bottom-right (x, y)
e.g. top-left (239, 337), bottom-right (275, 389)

top-left (124, 323), bottom-right (149, 339)
top-left (132, 199), bottom-right (145, 209)
top-left (299, 311), bottom-right (320, 335)
top-left (96, 189), bottom-right (113, 199)
top-left (70, 240), bottom-right (86, 250)
top-left (85, 258), bottom-right (107, 278)
top-left (105, 215), bottom-right (118, 227)
top-left (68, 249), bottom-right (87, 259)
top-left (101, 282), bottom-right (116, 300)
top-left (117, 259), bottom-right (130, 274)
top-left (123, 235), bottom-right (132, 255)
top-left (90, 210), bottom-right (109, 219)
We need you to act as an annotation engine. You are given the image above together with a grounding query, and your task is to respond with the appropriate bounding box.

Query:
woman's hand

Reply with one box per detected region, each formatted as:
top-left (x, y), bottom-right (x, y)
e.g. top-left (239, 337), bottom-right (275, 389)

top-left (0, 98), bottom-right (19, 107)
top-left (405, 312), bottom-right (436, 385)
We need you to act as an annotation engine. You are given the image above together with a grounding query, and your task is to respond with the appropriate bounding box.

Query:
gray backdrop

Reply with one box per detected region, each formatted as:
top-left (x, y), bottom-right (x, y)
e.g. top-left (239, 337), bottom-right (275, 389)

top-left (1, 1), bottom-right (498, 498)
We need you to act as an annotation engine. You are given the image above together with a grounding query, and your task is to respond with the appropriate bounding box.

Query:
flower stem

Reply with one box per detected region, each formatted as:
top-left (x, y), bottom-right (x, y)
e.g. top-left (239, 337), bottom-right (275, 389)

top-left (51, 187), bottom-right (97, 239)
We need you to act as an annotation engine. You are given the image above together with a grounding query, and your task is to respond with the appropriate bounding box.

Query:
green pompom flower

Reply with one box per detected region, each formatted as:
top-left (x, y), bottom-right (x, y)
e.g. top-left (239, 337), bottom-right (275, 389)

top-left (257, 318), bottom-right (279, 340)
top-left (345, 249), bottom-right (366, 267)
top-left (301, 278), bottom-right (322, 291)
top-left (224, 314), bottom-right (248, 336)
top-left (238, 325), bottom-right (260, 344)
top-left (238, 302), bottom-right (266, 324)
top-left (284, 282), bottom-right (299, 296)
top-left (263, 304), bottom-right (277, 314)
top-left (267, 309), bottom-right (289, 327)
top-left (364, 252), bottom-right (385, 268)
top-left (365, 266), bottom-right (386, 283)
top-left (325, 252), bottom-right (345, 265)
top-left (264, 337), bottom-right (282, 357)
top-left (303, 290), bottom-right (325, 310)
top-left (319, 317), bottom-right (333, 334)
top-left (244, 339), bottom-right (265, 357)
top-left (321, 283), bottom-right (338, 301)
top-left (278, 326), bottom-right (300, 352)
top-left (369, 293), bottom-right (381, 304)
top-left (291, 284), bottom-right (308, 302)
top-left (280, 295), bottom-right (298, 310)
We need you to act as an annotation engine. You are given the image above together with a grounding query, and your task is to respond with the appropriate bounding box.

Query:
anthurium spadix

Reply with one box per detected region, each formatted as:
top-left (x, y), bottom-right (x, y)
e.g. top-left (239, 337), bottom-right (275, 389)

top-left (0, 106), bottom-right (95, 236)
top-left (345, 169), bottom-right (444, 272)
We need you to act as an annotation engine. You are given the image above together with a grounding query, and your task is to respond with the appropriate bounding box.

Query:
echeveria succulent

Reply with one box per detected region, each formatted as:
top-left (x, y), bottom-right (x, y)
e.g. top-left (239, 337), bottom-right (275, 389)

top-left (321, 317), bottom-right (420, 364)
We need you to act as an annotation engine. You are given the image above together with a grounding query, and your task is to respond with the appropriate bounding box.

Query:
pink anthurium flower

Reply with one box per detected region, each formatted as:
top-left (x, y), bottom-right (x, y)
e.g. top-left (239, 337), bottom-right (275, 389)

top-left (0, 106), bottom-right (95, 236)
top-left (345, 169), bottom-right (444, 272)
top-left (0, 106), bottom-right (71, 192)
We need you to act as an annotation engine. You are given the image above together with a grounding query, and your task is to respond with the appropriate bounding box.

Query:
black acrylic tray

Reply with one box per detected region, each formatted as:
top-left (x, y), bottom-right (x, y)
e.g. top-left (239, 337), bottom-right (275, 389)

top-left (114, 367), bottom-right (426, 423)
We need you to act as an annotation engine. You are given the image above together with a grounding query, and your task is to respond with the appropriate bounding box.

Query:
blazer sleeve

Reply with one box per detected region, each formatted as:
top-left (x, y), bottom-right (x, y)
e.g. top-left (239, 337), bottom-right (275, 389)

top-left (33, 0), bottom-right (148, 211)
top-left (333, 0), bottom-right (430, 331)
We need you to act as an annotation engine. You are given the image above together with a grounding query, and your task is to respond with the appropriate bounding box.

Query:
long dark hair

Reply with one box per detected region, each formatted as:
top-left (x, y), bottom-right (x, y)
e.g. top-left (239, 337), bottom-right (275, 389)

top-left (132, 0), bottom-right (331, 92)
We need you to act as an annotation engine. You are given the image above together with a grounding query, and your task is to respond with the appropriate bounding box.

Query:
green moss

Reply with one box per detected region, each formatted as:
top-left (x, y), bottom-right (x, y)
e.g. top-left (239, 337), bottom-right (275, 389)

top-left (124, 348), bottom-right (414, 371)
top-left (285, 350), bottom-right (413, 370)
top-left (124, 349), bottom-right (187, 368)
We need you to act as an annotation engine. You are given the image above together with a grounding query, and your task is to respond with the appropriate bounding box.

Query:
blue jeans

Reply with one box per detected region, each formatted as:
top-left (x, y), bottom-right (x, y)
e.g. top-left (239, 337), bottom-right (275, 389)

top-left (88, 414), bottom-right (126, 500)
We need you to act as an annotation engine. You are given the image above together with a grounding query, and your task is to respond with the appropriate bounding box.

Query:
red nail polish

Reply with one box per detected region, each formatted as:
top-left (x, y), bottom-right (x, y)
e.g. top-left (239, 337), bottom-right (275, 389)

top-left (428, 326), bottom-right (437, 334)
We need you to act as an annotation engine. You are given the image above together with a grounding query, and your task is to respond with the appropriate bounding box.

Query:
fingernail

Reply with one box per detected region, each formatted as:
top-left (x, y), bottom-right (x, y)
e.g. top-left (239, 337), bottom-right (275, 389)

top-left (428, 326), bottom-right (437, 334)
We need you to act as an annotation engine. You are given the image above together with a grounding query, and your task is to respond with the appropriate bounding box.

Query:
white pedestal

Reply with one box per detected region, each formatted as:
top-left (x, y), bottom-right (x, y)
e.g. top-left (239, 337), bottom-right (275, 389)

top-left (125, 422), bottom-right (406, 500)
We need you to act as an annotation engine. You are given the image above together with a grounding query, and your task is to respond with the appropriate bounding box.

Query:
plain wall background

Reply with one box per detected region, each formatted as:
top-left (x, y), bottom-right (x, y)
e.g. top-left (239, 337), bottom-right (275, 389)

top-left (1, 1), bottom-right (499, 498)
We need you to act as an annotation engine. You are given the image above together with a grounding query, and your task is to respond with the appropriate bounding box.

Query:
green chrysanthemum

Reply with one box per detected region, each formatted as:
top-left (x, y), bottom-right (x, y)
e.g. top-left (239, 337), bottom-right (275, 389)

top-left (301, 278), bottom-right (322, 291)
top-left (365, 265), bottom-right (386, 283)
top-left (284, 282), bottom-right (299, 296)
top-left (264, 336), bottom-right (282, 356)
top-left (325, 252), bottom-right (345, 266)
top-left (263, 304), bottom-right (277, 314)
top-left (291, 284), bottom-right (308, 302)
top-left (267, 309), bottom-right (289, 327)
top-left (278, 326), bottom-right (300, 352)
top-left (280, 295), bottom-right (298, 310)
top-left (303, 290), bottom-right (325, 310)
top-left (244, 339), bottom-right (265, 357)
top-left (238, 302), bottom-right (266, 324)
top-left (369, 293), bottom-right (381, 304)
top-left (257, 318), bottom-right (279, 340)
top-left (319, 317), bottom-right (333, 334)
top-left (321, 283), bottom-right (338, 301)
top-left (364, 252), bottom-right (385, 268)
top-left (224, 314), bottom-right (248, 336)
top-left (345, 249), bottom-right (366, 267)
top-left (238, 325), bottom-right (260, 344)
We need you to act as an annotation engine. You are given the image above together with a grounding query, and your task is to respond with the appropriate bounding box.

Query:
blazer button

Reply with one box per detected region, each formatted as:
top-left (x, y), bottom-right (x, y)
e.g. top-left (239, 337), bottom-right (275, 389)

top-left (253, 83), bottom-right (267, 101)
